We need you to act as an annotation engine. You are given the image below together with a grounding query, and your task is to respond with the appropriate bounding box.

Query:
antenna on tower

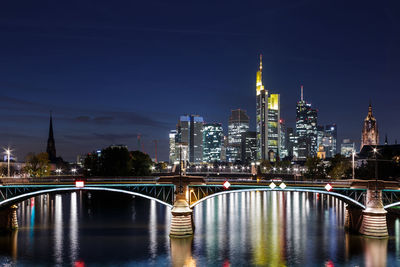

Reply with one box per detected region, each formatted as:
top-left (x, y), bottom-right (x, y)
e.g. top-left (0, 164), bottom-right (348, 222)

top-left (301, 85), bottom-right (304, 101)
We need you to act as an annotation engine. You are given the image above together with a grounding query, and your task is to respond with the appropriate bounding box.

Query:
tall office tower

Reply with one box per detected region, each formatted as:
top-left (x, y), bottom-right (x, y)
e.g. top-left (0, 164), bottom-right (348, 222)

top-left (46, 113), bottom-right (57, 162)
top-left (279, 119), bottom-right (288, 159)
top-left (220, 135), bottom-right (228, 162)
top-left (317, 125), bottom-right (325, 149)
top-left (341, 139), bottom-right (355, 157)
top-left (256, 55), bottom-right (268, 160)
top-left (169, 130), bottom-right (177, 164)
top-left (177, 115), bottom-right (204, 164)
top-left (227, 109), bottom-right (249, 162)
top-left (361, 103), bottom-right (379, 149)
top-left (241, 131), bottom-right (257, 164)
top-left (267, 94), bottom-right (281, 161)
top-left (295, 85), bottom-right (318, 161)
top-left (287, 127), bottom-right (297, 159)
top-left (325, 124), bottom-right (337, 157)
top-left (203, 123), bottom-right (223, 162)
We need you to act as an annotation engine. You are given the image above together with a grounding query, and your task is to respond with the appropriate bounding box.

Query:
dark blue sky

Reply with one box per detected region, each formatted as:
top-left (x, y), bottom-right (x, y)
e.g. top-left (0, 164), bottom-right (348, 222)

top-left (1, 1), bottom-right (400, 161)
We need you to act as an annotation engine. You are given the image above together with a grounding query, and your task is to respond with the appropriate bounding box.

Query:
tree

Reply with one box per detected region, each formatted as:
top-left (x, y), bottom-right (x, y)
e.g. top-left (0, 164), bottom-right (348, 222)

top-left (100, 147), bottom-right (132, 176)
top-left (305, 156), bottom-right (325, 180)
top-left (131, 150), bottom-right (153, 176)
top-left (327, 154), bottom-right (351, 179)
top-left (24, 152), bottom-right (51, 177)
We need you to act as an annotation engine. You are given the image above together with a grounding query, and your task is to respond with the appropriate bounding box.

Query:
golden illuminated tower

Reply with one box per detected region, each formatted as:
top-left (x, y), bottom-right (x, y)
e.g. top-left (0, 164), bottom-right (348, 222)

top-left (361, 103), bottom-right (379, 149)
top-left (256, 55), bottom-right (268, 160)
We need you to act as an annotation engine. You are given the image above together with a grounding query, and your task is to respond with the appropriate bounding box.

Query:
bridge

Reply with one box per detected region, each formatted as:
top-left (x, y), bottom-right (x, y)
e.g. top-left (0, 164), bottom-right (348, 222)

top-left (0, 176), bottom-right (399, 238)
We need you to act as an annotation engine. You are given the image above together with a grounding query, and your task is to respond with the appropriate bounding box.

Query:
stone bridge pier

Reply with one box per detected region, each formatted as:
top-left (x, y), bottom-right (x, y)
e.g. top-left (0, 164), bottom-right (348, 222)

top-left (345, 181), bottom-right (388, 238)
top-left (0, 205), bottom-right (18, 232)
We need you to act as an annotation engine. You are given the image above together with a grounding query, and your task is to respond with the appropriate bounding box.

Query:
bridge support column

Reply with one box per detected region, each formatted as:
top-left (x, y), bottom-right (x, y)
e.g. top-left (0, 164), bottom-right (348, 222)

top-left (344, 205), bottom-right (363, 233)
top-left (359, 189), bottom-right (388, 238)
top-left (0, 205), bottom-right (18, 231)
top-left (170, 195), bottom-right (194, 237)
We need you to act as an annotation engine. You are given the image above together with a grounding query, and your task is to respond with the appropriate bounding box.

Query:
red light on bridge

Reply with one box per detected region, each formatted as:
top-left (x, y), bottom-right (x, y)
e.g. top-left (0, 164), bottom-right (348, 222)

top-left (223, 181), bottom-right (231, 189)
top-left (75, 181), bottom-right (85, 188)
top-left (325, 183), bottom-right (332, 192)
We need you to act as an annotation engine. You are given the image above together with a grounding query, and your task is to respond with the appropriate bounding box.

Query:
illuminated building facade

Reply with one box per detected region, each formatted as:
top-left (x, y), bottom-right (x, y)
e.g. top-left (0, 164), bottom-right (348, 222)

top-left (177, 115), bottom-right (204, 164)
top-left (361, 103), bottom-right (379, 149)
top-left (241, 131), bottom-right (257, 164)
top-left (203, 123), bottom-right (223, 162)
top-left (267, 94), bottom-right (280, 161)
top-left (295, 85), bottom-right (318, 161)
top-left (255, 55), bottom-right (281, 161)
top-left (341, 139), bottom-right (355, 157)
top-left (227, 109), bottom-right (249, 162)
top-left (169, 130), bottom-right (177, 164)
top-left (279, 119), bottom-right (288, 159)
top-left (325, 124), bottom-right (337, 156)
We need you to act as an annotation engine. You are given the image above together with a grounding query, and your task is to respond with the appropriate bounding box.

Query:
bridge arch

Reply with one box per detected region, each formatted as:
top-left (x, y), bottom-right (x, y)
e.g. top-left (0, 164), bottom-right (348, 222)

top-left (0, 187), bottom-right (173, 209)
top-left (189, 188), bottom-right (365, 209)
top-left (384, 202), bottom-right (400, 209)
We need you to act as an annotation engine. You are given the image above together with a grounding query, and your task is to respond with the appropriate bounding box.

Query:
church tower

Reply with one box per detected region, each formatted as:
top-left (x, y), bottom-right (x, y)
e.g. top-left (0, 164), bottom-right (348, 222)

top-left (46, 113), bottom-right (57, 162)
top-left (361, 103), bottom-right (379, 149)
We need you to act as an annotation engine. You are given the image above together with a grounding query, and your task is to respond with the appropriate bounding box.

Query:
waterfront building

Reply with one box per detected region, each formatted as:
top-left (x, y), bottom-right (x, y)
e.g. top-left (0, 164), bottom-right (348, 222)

top-left (176, 115), bottom-right (204, 164)
top-left (46, 113), bottom-right (57, 163)
top-left (203, 123), bottom-right (223, 162)
top-left (169, 130), bottom-right (177, 164)
top-left (241, 131), bottom-right (257, 164)
top-left (295, 85), bottom-right (318, 161)
top-left (361, 103), bottom-right (379, 149)
top-left (227, 109), bottom-right (249, 162)
top-left (341, 139), bottom-right (355, 157)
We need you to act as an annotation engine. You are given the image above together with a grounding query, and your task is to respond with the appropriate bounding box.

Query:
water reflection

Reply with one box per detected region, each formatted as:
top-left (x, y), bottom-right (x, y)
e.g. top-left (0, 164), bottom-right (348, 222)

top-left (54, 194), bottom-right (63, 265)
top-left (170, 237), bottom-right (196, 267)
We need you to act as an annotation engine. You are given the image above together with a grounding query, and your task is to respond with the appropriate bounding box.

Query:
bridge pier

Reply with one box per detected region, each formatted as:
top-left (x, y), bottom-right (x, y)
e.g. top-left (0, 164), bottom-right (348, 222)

top-left (0, 205), bottom-right (18, 231)
top-left (344, 206), bottom-right (363, 233)
top-left (170, 194), bottom-right (194, 237)
top-left (359, 188), bottom-right (388, 237)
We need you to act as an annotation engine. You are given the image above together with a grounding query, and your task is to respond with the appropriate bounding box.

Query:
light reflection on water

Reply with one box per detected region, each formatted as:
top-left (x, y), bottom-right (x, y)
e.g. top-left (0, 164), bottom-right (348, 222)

top-left (0, 191), bottom-right (397, 266)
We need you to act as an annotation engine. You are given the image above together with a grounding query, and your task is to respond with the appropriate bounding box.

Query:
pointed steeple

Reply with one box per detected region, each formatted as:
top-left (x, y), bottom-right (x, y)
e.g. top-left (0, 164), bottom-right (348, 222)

top-left (46, 112), bottom-right (57, 162)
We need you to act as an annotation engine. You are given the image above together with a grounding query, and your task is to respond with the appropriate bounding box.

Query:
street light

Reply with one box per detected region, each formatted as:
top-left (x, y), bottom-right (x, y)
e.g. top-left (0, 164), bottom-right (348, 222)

top-left (372, 147), bottom-right (379, 198)
top-left (71, 168), bottom-right (77, 175)
top-left (4, 148), bottom-right (11, 177)
top-left (352, 150), bottom-right (356, 179)
top-left (56, 168), bottom-right (62, 176)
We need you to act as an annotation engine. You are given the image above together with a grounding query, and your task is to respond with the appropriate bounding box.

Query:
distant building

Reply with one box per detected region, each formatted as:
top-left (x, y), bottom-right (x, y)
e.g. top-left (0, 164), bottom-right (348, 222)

top-left (361, 103), bottom-right (379, 149)
top-left (295, 85), bottom-right (318, 161)
top-left (255, 55), bottom-right (281, 161)
top-left (287, 127), bottom-right (296, 159)
top-left (325, 124), bottom-right (337, 156)
top-left (341, 139), bottom-right (355, 157)
top-left (279, 119), bottom-right (288, 159)
top-left (221, 135), bottom-right (228, 162)
top-left (317, 144), bottom-right (326, 159)
top-left (169, 130), bottom-right (177, 164)
top-left (176, 115), bottom-right (204, 164)
top-left (46, 113), bottom-right (57, 163)
top-left (203, 123), bottom-right (223, 162)
top-left (241, 131), bottom-right (257, 164)
top-left (227, 109), bottom-right (249, 162)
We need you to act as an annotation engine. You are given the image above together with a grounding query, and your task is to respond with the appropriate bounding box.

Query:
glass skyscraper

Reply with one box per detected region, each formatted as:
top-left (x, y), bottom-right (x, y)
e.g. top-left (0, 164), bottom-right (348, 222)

top-left (203, 123), bottom-right (223, 162)
top-left (169, 130), bottom-right (177, 164)
top-left (176, 115), bottom-right (204, 164)
top-left (227, 109), bottom-right (249, 162)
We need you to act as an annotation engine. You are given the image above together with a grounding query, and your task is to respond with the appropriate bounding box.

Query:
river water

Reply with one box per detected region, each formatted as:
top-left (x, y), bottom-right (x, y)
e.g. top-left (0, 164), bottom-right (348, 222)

top-left (0, 190), bottom-right (399, 266)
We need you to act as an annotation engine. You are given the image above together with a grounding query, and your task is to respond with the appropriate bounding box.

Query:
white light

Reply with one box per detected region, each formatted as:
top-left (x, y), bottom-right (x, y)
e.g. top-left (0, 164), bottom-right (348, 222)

top-left (269, 182), bottom-right (276, 189)
top-left (279, 183), bottom-right (287, 189)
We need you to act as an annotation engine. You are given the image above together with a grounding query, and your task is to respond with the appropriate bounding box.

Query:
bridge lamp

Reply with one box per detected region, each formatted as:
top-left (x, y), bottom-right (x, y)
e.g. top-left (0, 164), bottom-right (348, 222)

top-left (256, 162), bottom-right (260, 166)
top-left (279, 183), bottom-right (287, 189)
top-left (151, 166), bottom-right (155, 171)
top-left (325, 183), bottom-right (333, 192)
top-left (287, 168), bottom-right (290, 172)
top-left (269, 182), bottom-right (276, 189)
top-left (4, 148), bottom-right (11, 177)
top-left (56, 169), bottom-right (62, 176)
top-left (71, 168), bottom-right (77, 175)
top-left (273, 167), bottom-right (276, 172)
top-left (251, 162), bottom-right (255, 166)
top-left (167, 166), bottom-right (172, 170)
top-left (223, 180), bottom-right (231, 189)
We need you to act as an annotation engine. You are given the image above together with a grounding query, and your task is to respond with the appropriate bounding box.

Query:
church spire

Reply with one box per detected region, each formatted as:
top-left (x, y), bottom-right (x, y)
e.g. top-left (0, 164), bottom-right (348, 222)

top-left (46, 112), bottom-right (57, 162)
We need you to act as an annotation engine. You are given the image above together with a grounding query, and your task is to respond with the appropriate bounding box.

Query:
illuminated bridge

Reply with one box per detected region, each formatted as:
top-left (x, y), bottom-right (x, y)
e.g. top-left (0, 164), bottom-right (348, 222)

top-left (0, 176), bottom-right (399, 238)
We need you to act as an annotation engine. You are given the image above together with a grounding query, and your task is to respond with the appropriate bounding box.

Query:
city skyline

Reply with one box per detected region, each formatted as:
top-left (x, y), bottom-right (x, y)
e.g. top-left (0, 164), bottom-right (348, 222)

top-left (1, 1), bottom-right (400, 161)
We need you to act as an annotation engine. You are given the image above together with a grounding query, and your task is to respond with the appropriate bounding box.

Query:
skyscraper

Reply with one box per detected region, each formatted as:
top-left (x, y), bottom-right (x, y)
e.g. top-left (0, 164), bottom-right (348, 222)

top-left (325, 124), bottom-right (337, 157)
top-left (295, 85), bottom-right (318, 161)
top-left (241, 131), bottom-right (257, 164)
top-left (341, 139), bottom-right (355, 157)
top-left (203, 123), bottom-right (223, 162)
top-left (267, 93), bottom-right (280, 161)
top-left (256, 55), bottom-right (268, 160)
top-left (279, 119), bottom-right (288, 159)
top-left (227, 109), bottom-right (249, 162)
top-left (361, 103), bottom-right (379, 149)
top-left (176, 115), bottom-right (204, 164)
top-left (46, 113), bottom-right (57, 162)
top-left (169, 130), bottom-right (177, 164)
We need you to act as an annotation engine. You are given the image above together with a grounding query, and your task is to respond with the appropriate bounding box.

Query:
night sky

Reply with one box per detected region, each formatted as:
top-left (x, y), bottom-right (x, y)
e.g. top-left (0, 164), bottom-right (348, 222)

top-left (1, 1), bottom-right (400, 162)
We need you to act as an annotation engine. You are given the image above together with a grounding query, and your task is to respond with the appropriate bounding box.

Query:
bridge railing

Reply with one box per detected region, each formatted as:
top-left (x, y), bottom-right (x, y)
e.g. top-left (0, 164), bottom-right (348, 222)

top-left (0, 176), bottom-right (158, 185)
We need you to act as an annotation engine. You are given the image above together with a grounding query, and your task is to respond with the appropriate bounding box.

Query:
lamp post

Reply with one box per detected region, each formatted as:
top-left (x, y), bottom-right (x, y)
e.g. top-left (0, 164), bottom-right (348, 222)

top-left (373, 147), bottom-right (378, 198)
top-left (352, 150), bottom-right (355, 179)
top-left (5, 148), bottom-right (11, 178)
